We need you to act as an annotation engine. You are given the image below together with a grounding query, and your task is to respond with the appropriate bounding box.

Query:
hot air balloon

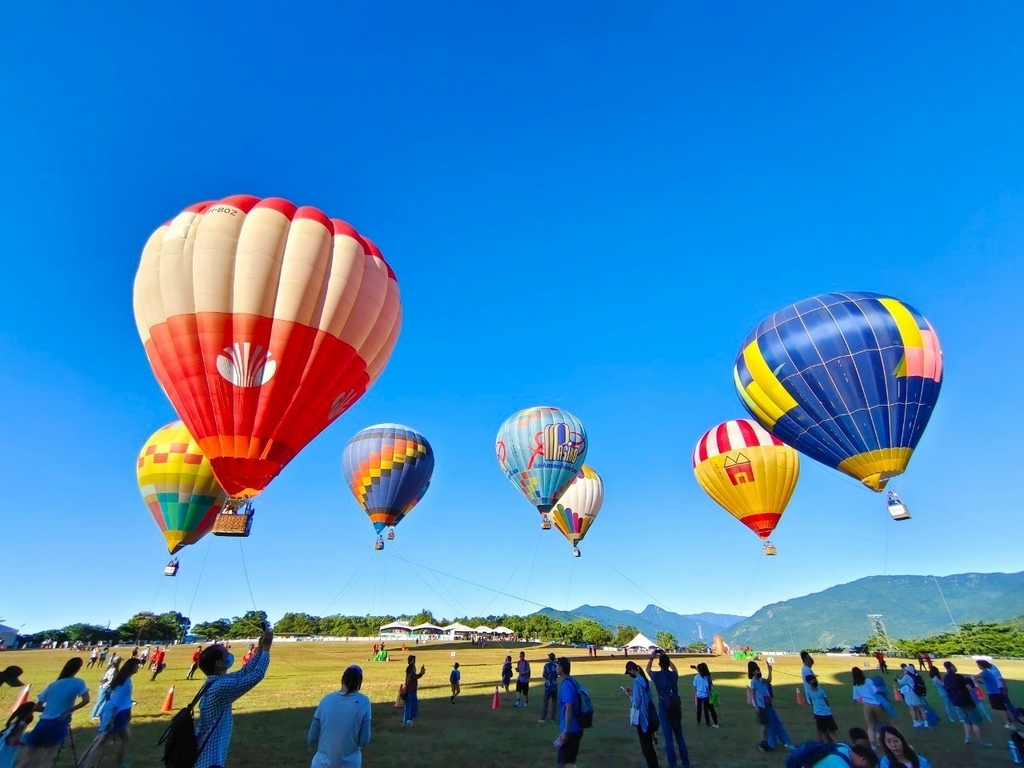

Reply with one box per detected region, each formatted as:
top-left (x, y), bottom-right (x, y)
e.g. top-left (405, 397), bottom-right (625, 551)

top-left (496, 406), bottom-right (588, 530)
top-left (137, 421), bottom-right (229, 567)
top-left (342, 424), bottom-right (434, 550)
top-left (133, 196), bottom-right (402, 533)
top-left (550, 465), bottom-right (604, 557)
top-left (734, 292), bottom-right (942, 495)
top-left (692, 419), bottom-right (799, 555)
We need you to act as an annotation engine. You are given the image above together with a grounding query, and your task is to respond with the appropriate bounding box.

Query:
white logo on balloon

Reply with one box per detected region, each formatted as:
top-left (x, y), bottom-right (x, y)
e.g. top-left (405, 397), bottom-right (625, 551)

top-left (216, 343), bottom-right (277, 387)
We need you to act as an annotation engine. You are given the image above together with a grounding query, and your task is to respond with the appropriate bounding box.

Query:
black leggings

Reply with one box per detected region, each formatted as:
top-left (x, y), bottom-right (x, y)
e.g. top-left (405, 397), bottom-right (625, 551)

top-left (636, 724), bottom-right (661, 767)
top-left (696, 697), bottom-right (718, 726)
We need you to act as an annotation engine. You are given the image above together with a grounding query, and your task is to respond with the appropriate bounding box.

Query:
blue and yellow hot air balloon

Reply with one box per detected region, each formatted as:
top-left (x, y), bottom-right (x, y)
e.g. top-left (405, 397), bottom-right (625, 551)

top-left (342, 424), bottom-right (434, 550)
top-left (734, 292), bottom-right (943, 492)
top-left (496, 406), bottom-right (588, 529)
top-left (137, 421), bottom-right (228, 556)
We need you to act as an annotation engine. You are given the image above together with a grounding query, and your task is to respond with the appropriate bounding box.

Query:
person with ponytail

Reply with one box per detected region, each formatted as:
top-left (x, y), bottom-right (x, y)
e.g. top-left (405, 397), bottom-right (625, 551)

top-left (79, 658), bottom-right (141, 768)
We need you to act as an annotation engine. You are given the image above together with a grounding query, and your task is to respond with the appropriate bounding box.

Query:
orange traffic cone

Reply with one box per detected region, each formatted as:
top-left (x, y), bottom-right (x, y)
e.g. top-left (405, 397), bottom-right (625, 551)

top-left (893, 683), bottom-right (903, 702)
top-left (161, 685), bottom-right (175, 713)
top-left (394, 685), bottom-right (405, 709)
top-left (795, 687), bottom-right (805, 706)
top-left (492, 686), bottom-right (501, 710)
top-left (10, 684), bottom-right (30, 713)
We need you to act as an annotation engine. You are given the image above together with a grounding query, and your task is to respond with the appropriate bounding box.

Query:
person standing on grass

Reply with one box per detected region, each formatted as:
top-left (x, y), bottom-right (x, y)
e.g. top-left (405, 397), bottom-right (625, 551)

top-left (692, 663), bottom-right (718, 728)
top-left (90, 660), bottom-right (119, 721)
top-left (647, 651), bottom-right (691, 768)
top-left (187, 646), bottom-right (204, 681)
top-left (805, 675), bottom-right (839, 744)
top-left (895, 664), bottom-right (927, 729)
top-left (926, 666), bottom-right (956, 723)
top-left (79, 658), bottom-right (141, 768)
top-left (941, 661), bottom-right (988, 745)
top-left (540, 653), bottom-right (560, 724)
top-left (515, 652), bottom-right (532, 708)
top-left (800, 651), bottom-right (816, 702)
top-left (194, 629), bottom-right (272, 768)
top-left (150, 646), bottom-right (167, 681)
top-left (308, 665), bottom-right (371, 768)
top-left (623, 660), bottom-right (661, 768)
top-left (402, 655), bottom-right (425, 728)
top-left (874, 652), bottom-right (888, 675)
top-left (449, 663), bottom-right (461, 704)
top-left (87, 647), bottom-right (99, 670)
top-left (553, 657), bottom-right (583, 768)
top-left (851, 666), bottom-right (890, 749)
top-left (501, 655), bottom-right (513, 700)
top-left (975, 659), bottom-right (1013, 728)
top-left (16, 658), bottom-right (90, 768)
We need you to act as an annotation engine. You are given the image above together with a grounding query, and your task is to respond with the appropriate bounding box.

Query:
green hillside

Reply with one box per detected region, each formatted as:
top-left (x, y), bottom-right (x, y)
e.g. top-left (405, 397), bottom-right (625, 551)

top-left (726, 571), bottom-right (1024, 650)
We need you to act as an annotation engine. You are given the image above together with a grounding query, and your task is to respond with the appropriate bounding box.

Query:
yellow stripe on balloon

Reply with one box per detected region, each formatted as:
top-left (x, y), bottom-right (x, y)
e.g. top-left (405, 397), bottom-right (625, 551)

top-left (837, 447), bottom-right (913, 491)
top-left (738, 342), bottom-right (798, 428)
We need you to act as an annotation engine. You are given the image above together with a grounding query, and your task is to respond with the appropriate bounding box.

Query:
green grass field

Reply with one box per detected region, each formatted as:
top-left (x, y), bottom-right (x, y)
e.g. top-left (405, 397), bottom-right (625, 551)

top-left (2, 642), bottom-right (1020, 767)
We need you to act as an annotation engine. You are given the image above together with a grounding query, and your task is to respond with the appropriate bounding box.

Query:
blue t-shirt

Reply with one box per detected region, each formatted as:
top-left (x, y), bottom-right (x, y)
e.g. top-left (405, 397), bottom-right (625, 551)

top-left (450, 669), bottom-right (461, 684)
top-left (807, 686), bottom-right (831, 716)
top-left (978, 668), bottom-right (1001, 695)
top-left (692, 675), bottom-right (711, 699)
top-left (749, 677), bottom-right (771, 708)
top-left (649, 669), bottom-right (680, 707)
top-left (38, 677), bottom-right (88, 721)
top-left (558, 678), bottom-right (582, 734)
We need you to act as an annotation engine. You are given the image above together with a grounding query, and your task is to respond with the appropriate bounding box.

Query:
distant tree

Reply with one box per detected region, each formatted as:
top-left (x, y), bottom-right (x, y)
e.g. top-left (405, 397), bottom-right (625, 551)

top-left (614, 624), bottom-right (639, 647)
top-left (410, 609), bottom-right (436, 626)
top-left (274, 613), bottom-right (321, 635)
top-left (191, 619), bottom-right (232, 639)
top-left (684, 642), bottom-right (706, 653)
top-left (228, 610), bottom-right (269, 638)
top-left (655, 631), bottom-right (678, 651)
top-left (117, 612), bottom-right (179, 642)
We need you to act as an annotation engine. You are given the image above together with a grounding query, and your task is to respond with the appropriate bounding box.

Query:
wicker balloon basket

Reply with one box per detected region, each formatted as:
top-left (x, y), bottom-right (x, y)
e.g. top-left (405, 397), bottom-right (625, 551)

top-left (212, 511), bottom-right (253, 537)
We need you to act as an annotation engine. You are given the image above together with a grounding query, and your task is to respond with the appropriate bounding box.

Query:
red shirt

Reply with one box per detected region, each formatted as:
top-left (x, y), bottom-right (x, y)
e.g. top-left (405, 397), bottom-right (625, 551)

top-left (192, 650), bottom-right (201, 663)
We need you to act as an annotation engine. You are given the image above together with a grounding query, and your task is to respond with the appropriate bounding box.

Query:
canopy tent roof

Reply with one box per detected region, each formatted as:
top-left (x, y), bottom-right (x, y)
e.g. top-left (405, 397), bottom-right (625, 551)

top-left (380, 621), bottom-right (413, 632)
top-left (443, 622), bottom-right (475, 633)
top-left (412, 623), bottom-right (444, 632)
top-left (473, 625), bottom-right (494, 633)
top-left (492, 626), bottom-right (515, 635)
top-left (623, 632), bottom-right (661, 650)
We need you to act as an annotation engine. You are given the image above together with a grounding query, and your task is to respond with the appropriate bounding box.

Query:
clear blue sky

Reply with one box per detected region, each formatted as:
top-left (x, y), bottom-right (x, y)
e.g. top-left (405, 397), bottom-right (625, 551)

top-left (2, 2), bottom-right (1023, 634)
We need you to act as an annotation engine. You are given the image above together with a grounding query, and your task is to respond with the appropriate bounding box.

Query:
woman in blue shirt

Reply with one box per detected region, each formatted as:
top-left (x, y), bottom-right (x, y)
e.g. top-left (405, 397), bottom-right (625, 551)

top-left (19, 657), bottom-right (90, 767)
top-left (624, 661), bottom-right (660, 767)
top-left (80, 658), bottom-right (141, 768)
top-left (308, 665), bottom-right (372, 768)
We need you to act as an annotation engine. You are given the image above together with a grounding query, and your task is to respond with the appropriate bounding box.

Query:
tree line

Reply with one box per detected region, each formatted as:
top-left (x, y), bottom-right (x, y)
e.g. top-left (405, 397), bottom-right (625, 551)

top-left (866, 617), bottom-right (1024, 658)
top-left (17, 607), bottom-right (699, 651)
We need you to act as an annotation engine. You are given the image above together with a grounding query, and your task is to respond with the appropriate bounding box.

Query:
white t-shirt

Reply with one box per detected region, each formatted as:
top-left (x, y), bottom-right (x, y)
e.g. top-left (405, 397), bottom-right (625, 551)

top-left (852, 682), bottom-right (880, 706)
top-left (37, 677), bottom-right (88, 720)
top-left (693, 676), bottom-right (711, 698)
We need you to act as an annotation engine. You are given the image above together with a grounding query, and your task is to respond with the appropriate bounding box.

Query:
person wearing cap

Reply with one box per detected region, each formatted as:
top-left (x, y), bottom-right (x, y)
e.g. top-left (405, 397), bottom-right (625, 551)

top-left (308, 665), bottom-right (371, 767)
top-left (539, 653), bottom-right (560, 724)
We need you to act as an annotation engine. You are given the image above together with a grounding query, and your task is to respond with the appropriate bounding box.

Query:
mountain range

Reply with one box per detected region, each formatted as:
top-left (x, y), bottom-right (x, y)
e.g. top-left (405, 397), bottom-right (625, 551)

top-left (535, 570), bottom-right (1024, 651)
top-left (535, 603), bottom-right (745, 643)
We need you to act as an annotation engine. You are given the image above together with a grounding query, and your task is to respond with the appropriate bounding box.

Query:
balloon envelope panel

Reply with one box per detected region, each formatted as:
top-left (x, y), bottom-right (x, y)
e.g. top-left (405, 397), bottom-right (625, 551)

top-left (342, 424), bottom-right (434, 533)
top-left (134, 195), bottom-right (402, 498)
top-left (137, 421), bottom-right (228, 554)
top-left (734, 291), bottom-right (942, 490)
top-left (495, 406), bottom-right (588, 515)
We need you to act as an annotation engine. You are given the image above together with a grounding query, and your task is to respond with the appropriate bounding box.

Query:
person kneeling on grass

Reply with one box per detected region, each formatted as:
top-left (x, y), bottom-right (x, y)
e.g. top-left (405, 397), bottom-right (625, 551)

top-left (308, 665), bottom-right (371, 768)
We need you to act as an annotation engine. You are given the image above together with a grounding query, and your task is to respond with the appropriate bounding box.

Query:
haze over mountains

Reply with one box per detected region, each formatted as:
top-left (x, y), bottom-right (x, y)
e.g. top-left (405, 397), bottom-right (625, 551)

top-left (536, 571), bottom-right (1024, 650)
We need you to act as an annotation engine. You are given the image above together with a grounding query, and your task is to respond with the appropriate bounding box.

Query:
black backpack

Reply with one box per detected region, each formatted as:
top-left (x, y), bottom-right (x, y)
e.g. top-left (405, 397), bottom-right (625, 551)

top-left (158, 682), bottom-right (218, 768)
top-left (912, 672), bottom-right (927, 697)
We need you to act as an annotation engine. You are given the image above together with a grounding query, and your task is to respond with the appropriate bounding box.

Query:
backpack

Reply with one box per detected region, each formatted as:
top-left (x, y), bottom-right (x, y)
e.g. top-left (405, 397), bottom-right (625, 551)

top-left (567, 677), bottom-right (594, 729)
top-left (656, 674), bottom-right (682, 711)
top-left (912, 672), bottom-right (927, 697)
top-left (157, 682), bottom-right (217, 768)
top-left (785, 741), bottom-right (853, 768)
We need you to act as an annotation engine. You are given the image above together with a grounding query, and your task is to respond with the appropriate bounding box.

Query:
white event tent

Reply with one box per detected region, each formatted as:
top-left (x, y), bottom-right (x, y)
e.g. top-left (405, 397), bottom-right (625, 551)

top-left (623, 632), bottom-right (661, 651)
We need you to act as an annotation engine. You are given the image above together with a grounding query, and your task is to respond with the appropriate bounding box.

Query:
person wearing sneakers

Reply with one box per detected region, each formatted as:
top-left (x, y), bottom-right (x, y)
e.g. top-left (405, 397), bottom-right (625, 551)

top-left (540, 653), bottom-right (559, 723)
top-left (976, 659), bottom-right (1014, 729)
top-left (515, 652), bottom-right (531, 708)
top-left (942, 661), bottom-right (988, 746)
top-left (402, 656), bottom-right (426, 727)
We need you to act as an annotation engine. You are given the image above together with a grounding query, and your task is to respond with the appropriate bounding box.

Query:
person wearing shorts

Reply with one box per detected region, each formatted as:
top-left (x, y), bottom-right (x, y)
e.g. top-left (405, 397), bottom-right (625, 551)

top-left (806, 675), bottom-right (839, 743)
top-left (943, 661), bottom-right (985, 744)
top-left (515, 652), bottom-right (531, 708)
top-left (449, 663), bottom-right (461, 704)
top-left (976, 660), bottom-right (1012, 727)
top-left (554, 658), bottom-right (583, 767)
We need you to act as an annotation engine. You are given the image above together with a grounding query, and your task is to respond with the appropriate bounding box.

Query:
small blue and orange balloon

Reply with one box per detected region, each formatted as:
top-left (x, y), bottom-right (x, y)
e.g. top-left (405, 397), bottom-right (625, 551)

top-left (734, 291), bottom-right (942, 492)
top-left (342, 424), bottom-right (434, 549)
top-left (496, 406), bottom-right (588, 529)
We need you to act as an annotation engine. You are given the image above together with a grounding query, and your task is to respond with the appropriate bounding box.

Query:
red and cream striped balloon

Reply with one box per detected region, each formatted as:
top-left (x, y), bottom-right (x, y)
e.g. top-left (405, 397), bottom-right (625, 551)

top-left (134, 195), bottom-right (402, 499)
